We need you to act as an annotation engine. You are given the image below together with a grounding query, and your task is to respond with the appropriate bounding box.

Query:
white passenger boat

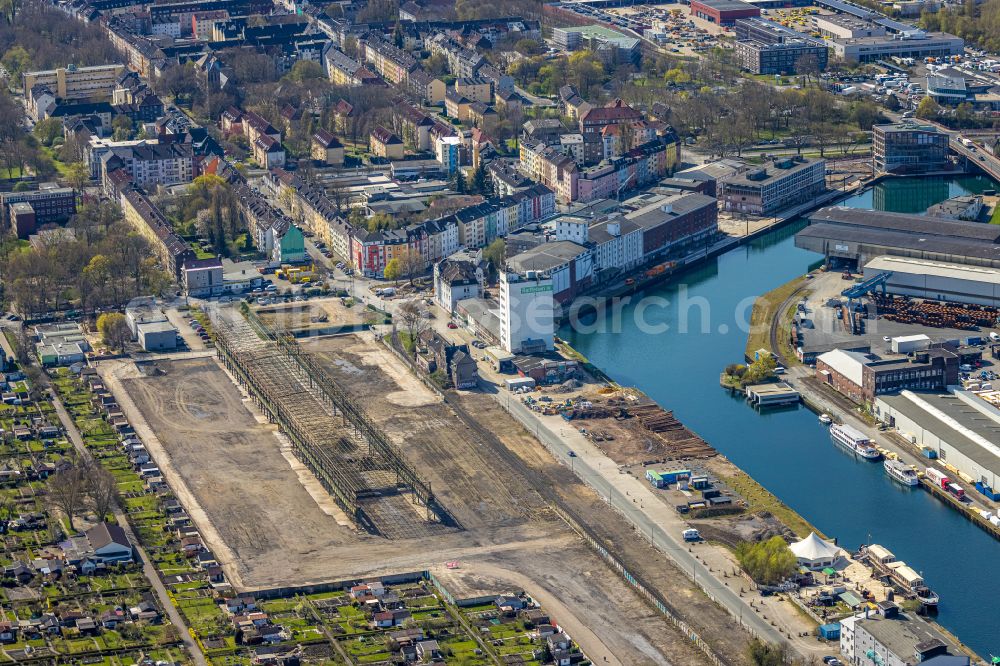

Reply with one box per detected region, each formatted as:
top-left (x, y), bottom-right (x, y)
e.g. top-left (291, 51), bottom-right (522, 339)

top-left (830, 423), bottom-right (881, 460)
top-left (818, 413), bottom-right (833, 425)
top-left (884, 459), bottom-right (919, 486)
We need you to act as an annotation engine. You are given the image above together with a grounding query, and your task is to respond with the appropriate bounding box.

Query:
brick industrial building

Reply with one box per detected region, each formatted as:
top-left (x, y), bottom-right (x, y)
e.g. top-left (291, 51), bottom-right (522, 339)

top-left (690, 0), bottom-right (760, 25)
top-left (816, 347), bottom-right (960, 404)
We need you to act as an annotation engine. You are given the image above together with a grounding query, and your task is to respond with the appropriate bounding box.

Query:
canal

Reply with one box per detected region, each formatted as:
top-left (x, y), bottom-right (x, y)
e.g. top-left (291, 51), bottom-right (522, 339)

top-left (562, 176), bottom-right (999, 659)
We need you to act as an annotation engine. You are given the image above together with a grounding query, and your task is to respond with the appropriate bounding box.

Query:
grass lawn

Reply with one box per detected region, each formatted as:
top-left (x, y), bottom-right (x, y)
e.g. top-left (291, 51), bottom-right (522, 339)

top-left (744, 274), bottom-right (810, 360)
top-left (720, 469), bottom-right (820, 538)
top-left (991, 206), bottom-right (1000, 225)
top-left (40, 146), bottom-right (74, 177)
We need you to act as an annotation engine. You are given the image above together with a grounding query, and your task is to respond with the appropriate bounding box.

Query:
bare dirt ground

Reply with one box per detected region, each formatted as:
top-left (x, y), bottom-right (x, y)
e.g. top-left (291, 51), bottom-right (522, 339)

top-left (536, 385), bottom-right (716, 465)
top-left (303, 334), bottom-right (753, 662)
top-left (304, 336), bottom-right (550, 531)
top-left (452, 391), bottom-right (754, 663)
top-left (255, 297), bottom-right (367, 332)
top-left (109, 350), bottom-right (721, 665)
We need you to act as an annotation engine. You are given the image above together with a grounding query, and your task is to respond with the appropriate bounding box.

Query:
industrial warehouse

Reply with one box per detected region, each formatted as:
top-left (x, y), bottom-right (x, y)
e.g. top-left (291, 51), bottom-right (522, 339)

top-left (874, 390), bottom-right (1000, 495)
top-left (796, 207), bottom-right (1000, 269)
top-left (863, 256), bottom-right (1000, 307)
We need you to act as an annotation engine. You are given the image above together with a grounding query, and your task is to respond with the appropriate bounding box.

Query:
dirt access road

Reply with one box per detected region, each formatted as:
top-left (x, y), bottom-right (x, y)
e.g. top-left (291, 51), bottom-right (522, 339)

top-left (104, 352), bottom-right (710, 665)
top-left (307, 334), bottom-right (758, 663)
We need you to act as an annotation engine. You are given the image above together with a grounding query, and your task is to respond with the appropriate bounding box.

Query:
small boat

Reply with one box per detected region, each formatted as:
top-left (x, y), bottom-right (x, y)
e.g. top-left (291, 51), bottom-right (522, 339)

top-left (884, 459), bottom-right (919, 486)
top-left (916, 586), bottom-right (940, 608)
top-left (830, 423), bottom-right (881, 460)
top-left (818, 413), bottom-right (833, 425)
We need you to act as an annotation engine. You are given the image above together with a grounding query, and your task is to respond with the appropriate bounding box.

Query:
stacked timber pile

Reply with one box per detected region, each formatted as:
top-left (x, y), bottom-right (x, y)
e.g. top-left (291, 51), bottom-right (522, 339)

top-left (628, 404), bottom-right (716, 459)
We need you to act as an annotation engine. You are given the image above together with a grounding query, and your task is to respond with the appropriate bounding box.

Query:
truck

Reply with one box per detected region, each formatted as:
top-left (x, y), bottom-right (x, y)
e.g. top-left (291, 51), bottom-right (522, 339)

top-left (947, 482), bottom-right (966, 500)
top-left (961, 137), bottom-right (975, 148)
top-left (682, 528), bottom-right (701, 542)
top-left (925, 467), bottom-right (950, 489)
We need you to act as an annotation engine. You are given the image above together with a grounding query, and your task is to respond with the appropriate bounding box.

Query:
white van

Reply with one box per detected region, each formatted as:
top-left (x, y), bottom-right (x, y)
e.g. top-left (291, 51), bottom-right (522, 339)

top-left (990, 332), bottom-right (1000, 342)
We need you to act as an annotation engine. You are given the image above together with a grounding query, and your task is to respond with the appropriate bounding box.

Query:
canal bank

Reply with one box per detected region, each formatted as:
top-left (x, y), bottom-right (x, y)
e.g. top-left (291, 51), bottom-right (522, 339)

top-left (561, 174), bottom-right (1000, 661)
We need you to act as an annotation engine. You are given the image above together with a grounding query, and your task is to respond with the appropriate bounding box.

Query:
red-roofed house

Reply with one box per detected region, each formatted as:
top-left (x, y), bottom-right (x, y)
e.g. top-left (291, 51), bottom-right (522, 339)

top-left (370, 126), bottom-right (404, 160)
top-left (579, 99), bottom-right (643, 135)
top-left (311, 129), bottom-right (344, 165)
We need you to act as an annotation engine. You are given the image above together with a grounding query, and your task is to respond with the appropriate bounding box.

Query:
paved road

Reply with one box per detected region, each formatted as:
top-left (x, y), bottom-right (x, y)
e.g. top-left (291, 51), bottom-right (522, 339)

top-left (482, 380), bottom-right (793, 650)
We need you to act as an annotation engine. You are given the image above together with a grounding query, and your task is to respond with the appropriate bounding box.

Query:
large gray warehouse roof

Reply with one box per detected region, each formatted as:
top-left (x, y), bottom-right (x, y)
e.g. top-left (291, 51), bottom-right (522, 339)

top-left (799, 207), bottom-right (1000, 265)
top-left (808, 207), bottom-right (1000, 242)
top-left (877, 391), bottom-right (1000, 478)
top-left (797, 223), bottom-right (1000, 263)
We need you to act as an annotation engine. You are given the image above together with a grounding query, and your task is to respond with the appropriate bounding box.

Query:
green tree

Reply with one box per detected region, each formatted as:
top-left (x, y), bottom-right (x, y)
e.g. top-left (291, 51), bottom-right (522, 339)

top-left (33, 117), bottom-right (62, 147)
top-left (96, 312), bottom-right (131, 350)
top-left (743, 354), bottom-right (776, 385)
top-left (365, 212), bottom-right (398, 232)
top-left (735, 536), bottom-right (798, 585)
top-left (915, 96), bottom-right (941, 120)
top-left (384, 257), bottom-right (402, 284)
top-left (469, 163), bottom-right (487, 194)
top-left (285, 60), bottom-right (325, 82)
top-left (664, 68), bottom-right (691, 85)
top-left (955, 102), bottom-right (976, 127)
top-left (514, 39), bottom-right (545, 56)
top-left (483, 238), bottom-right (505, 269)
top-left (65, 161), bottom-right (89, 194)
top-left (111, 115), bottom-right (133, 141)
top-left (1, 45), bottom-right (30, 78)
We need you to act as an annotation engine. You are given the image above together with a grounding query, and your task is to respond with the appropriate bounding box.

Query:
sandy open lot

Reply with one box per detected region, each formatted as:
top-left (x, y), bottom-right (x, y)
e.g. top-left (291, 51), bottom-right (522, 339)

top-left (101, 328), bottom-right (773, 664)
top-left (255, 297), bottom-right (369, 333)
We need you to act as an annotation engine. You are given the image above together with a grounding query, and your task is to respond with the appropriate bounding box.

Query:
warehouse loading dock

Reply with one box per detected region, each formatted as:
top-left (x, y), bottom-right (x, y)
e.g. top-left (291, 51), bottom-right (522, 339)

top-left (864, 255), bottom-right (1000, 307)
top-left (874, 389), bottom-right (1000, 492)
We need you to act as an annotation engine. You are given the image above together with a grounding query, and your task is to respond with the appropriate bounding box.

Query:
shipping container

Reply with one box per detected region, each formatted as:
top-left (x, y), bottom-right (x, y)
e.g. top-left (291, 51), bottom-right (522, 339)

top-left (946, 482), bottom-right (965, 500)
top-left (925, 467), bottom-right (950, 488)
top-left (660, 468), bottom-right (691, 484)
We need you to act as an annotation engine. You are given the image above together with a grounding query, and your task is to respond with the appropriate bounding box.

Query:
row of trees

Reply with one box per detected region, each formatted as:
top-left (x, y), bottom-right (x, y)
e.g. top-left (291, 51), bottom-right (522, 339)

top-left (660, 82), bottom-right (881, 158)
top-left (0, 0), bottom-right (118, 79)
top-left (0, 202), bottom-right (172, 316)
top-left (0, 88), bottom-right (58, 180)
top-left (47, 458), bottom-right (120, 530)
top-left (920, 0), bottom-right (1000, 53)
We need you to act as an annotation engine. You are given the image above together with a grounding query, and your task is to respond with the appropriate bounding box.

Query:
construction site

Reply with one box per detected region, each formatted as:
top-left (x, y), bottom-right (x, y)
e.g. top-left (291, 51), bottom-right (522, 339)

top-left (210, 305), bottom-right (452, 538)
top-left (519, 385), bottom-right (718, 465)
top-left (102, 303), bottom-right (758, 664)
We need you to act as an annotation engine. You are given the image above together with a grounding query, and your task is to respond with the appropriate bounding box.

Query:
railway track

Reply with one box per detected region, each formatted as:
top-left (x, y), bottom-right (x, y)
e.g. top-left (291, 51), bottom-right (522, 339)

top-left (769, 281), bottom-right (811, 366)
top-left (440, 390), bottom-right (737, 666)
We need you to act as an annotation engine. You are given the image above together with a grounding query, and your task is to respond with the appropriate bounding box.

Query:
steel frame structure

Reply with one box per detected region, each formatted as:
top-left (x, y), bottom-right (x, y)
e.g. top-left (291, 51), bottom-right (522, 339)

top-left (209, 304), bottom-right (451, 537)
